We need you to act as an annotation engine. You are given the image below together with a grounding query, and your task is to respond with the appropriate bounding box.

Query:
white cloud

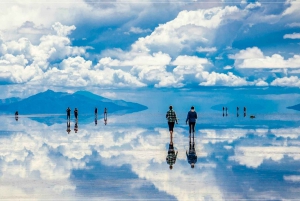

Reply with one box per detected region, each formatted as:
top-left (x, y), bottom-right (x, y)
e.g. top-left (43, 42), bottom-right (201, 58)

top-left (196, 46), bottom-right (217, 53)
top-left (231, 47), bottom-right (300, 68)
top-left (129, 6), bottom-right (243, 56)
top-left (283, 0), bottom-right (300, 16)
top-left (231, 146), bottom-right (300, 168)
top-left (284, 175), bottom-right (300, 182)
top-left (229, 47), bottom-right (264, 60)
top-left (172, 55), bottom-right (210, 75)
top-left (286, 22), bottom-right (300, 27)
top-left (128, 27), bottom-right (152, 34)
top-left (283, 33), bottom-right (300, 39)
top-left (245, 2), bottom-right (261, 10)
top-left (255, 79), bottom-right (268, 87)
top-left (52, 22), bottom-right (76, 37)
top-left (224, 65), bottom-right (232, 70)
top-left (101, 92), bottom-right (117, 99)
top-left (197, 71), bottom-right (248, 86)
top-left (271, 76), bottom-right (300, 87)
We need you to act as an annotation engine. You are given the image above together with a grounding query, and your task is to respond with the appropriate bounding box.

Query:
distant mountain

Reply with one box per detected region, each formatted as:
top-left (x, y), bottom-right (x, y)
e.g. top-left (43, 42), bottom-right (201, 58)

top-left (287, 104), bottom-right (300, 111)
top-left (0, 90), bottom-right (148, 115)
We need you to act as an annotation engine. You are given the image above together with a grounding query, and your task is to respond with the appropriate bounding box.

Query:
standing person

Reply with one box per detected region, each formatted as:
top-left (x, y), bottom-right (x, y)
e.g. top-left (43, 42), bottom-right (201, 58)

top-left (66, 107), bottom-right (71, 120)
top-left (15, 111), bottom-right (19, 121)
top-left (95, 107), bottom-right (98, 116)
top-left (186, 106), bottom-right (197, 135)
top-left (74, 108), bottom-right (78, 120)
top-left (166, 105), bottom-right (178, 138)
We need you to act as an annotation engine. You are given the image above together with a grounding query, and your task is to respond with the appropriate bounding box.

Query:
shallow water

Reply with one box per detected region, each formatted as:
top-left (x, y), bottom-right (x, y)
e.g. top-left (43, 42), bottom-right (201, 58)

top-left (1, 88), bottom-right (300, 200)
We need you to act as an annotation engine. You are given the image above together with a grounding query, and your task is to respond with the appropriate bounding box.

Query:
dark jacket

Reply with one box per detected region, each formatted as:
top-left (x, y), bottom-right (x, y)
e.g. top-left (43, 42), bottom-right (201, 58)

top-left (186, 151), bottom-right (197, 164)
top-left (186, 110), bottom-right (197, 123)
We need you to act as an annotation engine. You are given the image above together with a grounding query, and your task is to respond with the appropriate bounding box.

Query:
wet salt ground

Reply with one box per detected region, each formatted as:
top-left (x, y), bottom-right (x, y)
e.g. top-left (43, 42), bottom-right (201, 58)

top-left (1, 88), bottom-right (300, 200)
top-left (0, 111), bottom-right (300, 200)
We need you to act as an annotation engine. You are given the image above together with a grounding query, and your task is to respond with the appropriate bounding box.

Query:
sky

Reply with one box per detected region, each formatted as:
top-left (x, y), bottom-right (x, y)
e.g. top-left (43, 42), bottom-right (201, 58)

top-left (0, 0), bottom-right (300, 97)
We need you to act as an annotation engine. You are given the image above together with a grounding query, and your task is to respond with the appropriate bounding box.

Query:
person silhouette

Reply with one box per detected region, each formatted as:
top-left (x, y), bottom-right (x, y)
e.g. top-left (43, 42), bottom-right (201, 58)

top-left (66, 121), bottom-right (71, 134)
top-left (186, 131), bottom-right (197, 168)
top-left (166, 133), bottom-right (178, 170)
top-left (244, 107), bottom-right (246, 117)
top-left (15, 111), bottom-right (19, 121)
top-left (166, 105), bottom-right (178, 139)
top-left (74, 108), bottom-right (78, 120)
top-left (104, 108), bottom-right (107, 125)
top-left (66, 107), bottom-right (71, 120)
top-left (186, 106), bottom-right (197, 135)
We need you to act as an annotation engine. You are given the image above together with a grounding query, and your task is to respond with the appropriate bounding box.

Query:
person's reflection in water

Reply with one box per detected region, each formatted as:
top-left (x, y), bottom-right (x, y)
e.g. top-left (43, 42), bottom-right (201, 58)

top-left (95, 107), bottom-right (98, 126)
top-left (104, 108), bottom-right (107, 125)
top-left (66, 120), bottom-right (71, 134)
top-left (186, 132), bottom-right (197, 168)
top-left (74, 119), bottom-right (78, 133)
top-left (15, 111), bottom-right (19, 121)
top-left (166, 133), bottom-right (178, 170)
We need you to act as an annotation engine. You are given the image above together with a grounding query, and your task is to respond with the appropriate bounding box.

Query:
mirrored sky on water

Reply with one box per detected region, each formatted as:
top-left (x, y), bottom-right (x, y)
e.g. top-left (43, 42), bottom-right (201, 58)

top-left (1, 88), bottom-right (300, 200)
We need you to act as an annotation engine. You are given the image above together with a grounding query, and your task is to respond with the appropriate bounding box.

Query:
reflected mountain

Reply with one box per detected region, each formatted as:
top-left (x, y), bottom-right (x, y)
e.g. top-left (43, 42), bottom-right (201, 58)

top-left (287, 103), bottom-right (300, 111)
top-left (0, 90), bottom-right (147, 125)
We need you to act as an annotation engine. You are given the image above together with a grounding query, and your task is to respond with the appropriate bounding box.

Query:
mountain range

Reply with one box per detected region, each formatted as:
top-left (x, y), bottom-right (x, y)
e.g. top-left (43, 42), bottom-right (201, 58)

top-left (0, 90), bottom-right (148, 115)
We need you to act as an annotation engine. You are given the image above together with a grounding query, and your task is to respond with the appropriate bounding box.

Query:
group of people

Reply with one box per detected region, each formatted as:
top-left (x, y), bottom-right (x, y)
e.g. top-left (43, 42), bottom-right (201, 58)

top-left (223, 106), bottom-right (247, 117)
top-left (66, 107), bottom-right (108, 134)
top-left (166, 105), bottom-right (198, 169)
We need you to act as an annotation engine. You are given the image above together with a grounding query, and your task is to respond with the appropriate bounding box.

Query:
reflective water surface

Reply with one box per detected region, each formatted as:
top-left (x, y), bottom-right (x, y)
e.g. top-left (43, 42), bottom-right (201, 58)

top-left (1, 88), bottom-right (300, 200)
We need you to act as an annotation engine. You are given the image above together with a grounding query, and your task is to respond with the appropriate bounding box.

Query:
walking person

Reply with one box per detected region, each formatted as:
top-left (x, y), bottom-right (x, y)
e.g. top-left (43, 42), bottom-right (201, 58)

top-left (74, 108), bottom-right (78, 120)
top-left (166, 105), bottom-right (178, 140)
top-left (186, 106), bottom-right (197, 135)
top-left (66, 107), bottom-right (71, 120)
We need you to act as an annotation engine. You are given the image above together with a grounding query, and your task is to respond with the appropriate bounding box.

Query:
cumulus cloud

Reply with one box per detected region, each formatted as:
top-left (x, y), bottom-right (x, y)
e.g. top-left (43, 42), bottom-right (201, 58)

top-left (230, 47), bottom-right (300, 68)
top-left (283, 33), bottom-right (300, 39)
top-left (197, 71), bottom-right (248, 86)
top-left (254, 79), bottom-right (269, 86)
top-left (128, 6), bottom-right (244, 56)
top-left (0, 116), bottom-right (220, 200)
top-left (231, 146), bottom-right (300, 168)
top-left (270, 76), bottom-right (300, 87)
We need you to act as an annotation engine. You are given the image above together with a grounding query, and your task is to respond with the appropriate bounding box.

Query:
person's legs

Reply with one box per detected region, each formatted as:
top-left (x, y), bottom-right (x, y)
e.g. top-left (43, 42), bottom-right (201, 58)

top-left (189, 122), bottom-right (192, 134)
top-left (191, 122), bottom-right (195, 133)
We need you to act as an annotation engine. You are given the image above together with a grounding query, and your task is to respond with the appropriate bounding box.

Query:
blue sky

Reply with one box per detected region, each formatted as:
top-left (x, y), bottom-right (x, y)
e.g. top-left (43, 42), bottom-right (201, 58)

top-left (0, 0), bottom-right (300, 98)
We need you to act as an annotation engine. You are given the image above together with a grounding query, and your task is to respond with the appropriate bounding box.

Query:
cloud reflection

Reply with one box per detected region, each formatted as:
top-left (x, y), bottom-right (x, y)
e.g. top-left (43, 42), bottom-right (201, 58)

top-left (1, 115), bottom-right (300, 200)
